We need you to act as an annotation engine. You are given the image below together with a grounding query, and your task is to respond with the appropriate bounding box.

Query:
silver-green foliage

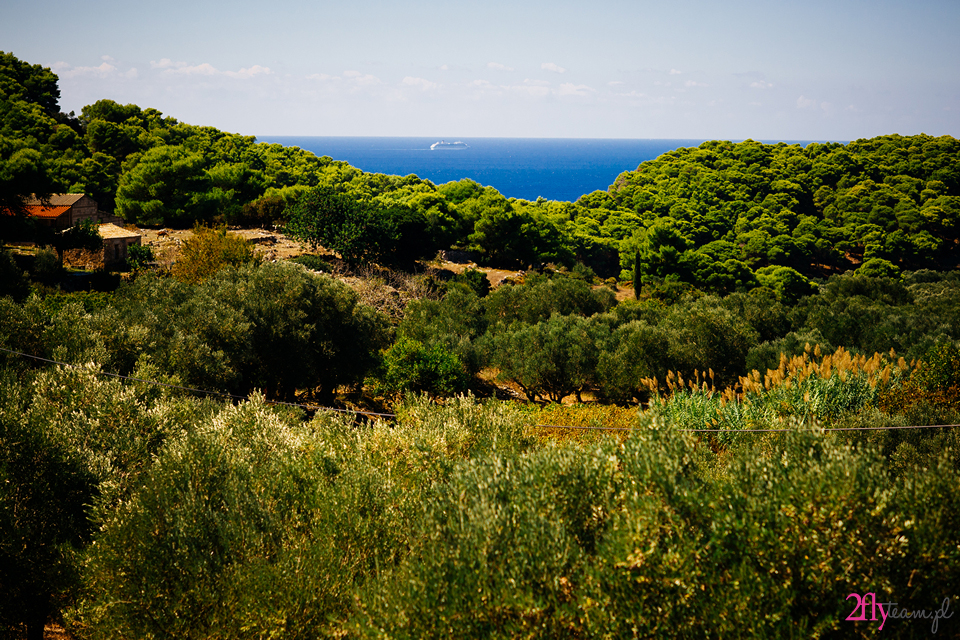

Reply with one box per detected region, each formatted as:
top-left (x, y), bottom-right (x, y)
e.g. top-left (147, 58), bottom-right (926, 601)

top-left (352, 424), bottom-right (960, 639)
top-left (72, 395), bottom-right (535, 639)
top-left (0, 362), bottom-right (213, 639)
top-left (68, 389), bottom-right (960, 639)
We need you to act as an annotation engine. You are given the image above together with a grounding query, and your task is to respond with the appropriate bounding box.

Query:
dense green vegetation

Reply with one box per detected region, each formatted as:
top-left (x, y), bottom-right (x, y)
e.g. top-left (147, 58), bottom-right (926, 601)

top-left (5, 51), bottom-right (956, 288)
top-left (1, 359), bottom-right (958, 638)
top-left (2, 50), bottom-right (960, 638)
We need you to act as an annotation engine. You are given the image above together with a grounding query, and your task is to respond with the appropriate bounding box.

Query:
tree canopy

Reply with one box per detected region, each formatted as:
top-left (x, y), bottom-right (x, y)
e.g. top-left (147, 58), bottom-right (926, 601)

top-left (1, 50), bottom-right (958, 287)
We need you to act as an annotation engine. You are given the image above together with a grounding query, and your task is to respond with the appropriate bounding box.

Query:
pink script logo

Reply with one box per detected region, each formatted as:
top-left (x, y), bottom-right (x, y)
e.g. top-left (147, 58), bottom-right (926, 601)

top-left (846, 593), bottom-right (953, 634)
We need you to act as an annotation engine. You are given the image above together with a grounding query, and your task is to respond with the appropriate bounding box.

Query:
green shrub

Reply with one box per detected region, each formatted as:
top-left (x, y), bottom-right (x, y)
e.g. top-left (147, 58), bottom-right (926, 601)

top-left (0, 359), bottom-right (211, 639)
top-left (126, 242), bottom-right (153, 270)
top-left (43, 389), bottom-right (960, 639)
top-left (31, 247), bottom-right (60, 282)
top-left (74, 396), bottom-right (331, 639)
top-left (0, 371), bottom-right (98, 640)
top-left (450, 267), bottom-right (491, 297)
top-left (375, 336), bottom-right (469, 398)
top-left (596, 319), bottom-right (671, 402)
top-left (484, 313), bottom-right (604, 403)
top-left (483, 273), bottom-right (616, 326)
top-left (661, 296), bottom-right (760, 387)
top-left (103, 262), bottom-right (390, 400)
top-left (352, 444), bottom-right (621, 638)
top-left (73, 395), bottom-right (535, 639)
top-left (584, 427), bottom-right (960, 638)
top-left (911, 342), bottom-right (960, 392)
top-left (350, 423), bottom-right (960, 638)
top-left (233, 193), bottom-right (288, 227)
top-left (858, 257), bottom-right (901, 278)
top-left (289, 253), bottom-right (333, 272)
top-left (399, 284), bottom-right (487, 374)
top-left (0, 249), bottom-right (30, 301)
top-left (286, 186), bottom-right (438, 267)
top-left (172, 224), bottom-right (259, 284)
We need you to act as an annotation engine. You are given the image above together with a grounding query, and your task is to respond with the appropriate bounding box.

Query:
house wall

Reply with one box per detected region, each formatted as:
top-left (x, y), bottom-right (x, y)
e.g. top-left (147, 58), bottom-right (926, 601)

top-left (68, 196), bottom-right (100, 225)
top-left (64, 235), bottom-right (142, 269)
top-left (42, 212), bottom-right (72, 231)
top-left (103, 236), bottom-right (142, 265)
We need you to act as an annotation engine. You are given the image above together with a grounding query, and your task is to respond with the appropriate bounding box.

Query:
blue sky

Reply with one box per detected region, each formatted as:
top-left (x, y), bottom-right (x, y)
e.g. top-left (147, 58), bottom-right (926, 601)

top-left (3, 0), bottom-right (958, 140)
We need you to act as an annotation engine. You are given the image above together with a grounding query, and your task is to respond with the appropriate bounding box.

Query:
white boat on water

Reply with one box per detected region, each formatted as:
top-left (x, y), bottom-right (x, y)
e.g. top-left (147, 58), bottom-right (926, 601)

top-left (430, 140), bottom-right (468, 150)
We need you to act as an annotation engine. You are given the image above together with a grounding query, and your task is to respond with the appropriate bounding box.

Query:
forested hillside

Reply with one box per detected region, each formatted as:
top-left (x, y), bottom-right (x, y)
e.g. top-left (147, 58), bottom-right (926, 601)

top-left (4, 51), bottom-right (958, 288)
top-left (598, 136), bottom-right (960, 286)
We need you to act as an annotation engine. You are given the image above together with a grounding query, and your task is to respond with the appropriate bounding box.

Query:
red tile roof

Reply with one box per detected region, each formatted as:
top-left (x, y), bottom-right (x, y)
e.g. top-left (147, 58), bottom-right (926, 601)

top-left (32, 205), bottom-right (71, 218)
top-left (0, 204), bottom-right (70, 220)
top-left (0, 204), bottom-right (73, 219)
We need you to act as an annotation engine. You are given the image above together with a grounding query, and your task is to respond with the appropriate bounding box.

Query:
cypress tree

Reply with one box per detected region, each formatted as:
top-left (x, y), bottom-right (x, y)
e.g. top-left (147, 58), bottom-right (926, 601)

top-left (633, 249), bottom-right (641, 299)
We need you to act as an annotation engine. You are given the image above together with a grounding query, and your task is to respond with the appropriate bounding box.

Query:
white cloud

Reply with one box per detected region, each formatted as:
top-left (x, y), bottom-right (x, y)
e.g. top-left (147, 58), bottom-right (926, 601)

top-left (797, 97), bottom-right (832, 112)
top-left (508, 80), bottom-right (550, 96)
top-left (101, 55), bottom-right (115, 62)
top-left (226, 65), bottom-right (272, 79)
top-left (669, 68), bottom-right (682, 75)
top-left (307, 73), bottom-right (341, 82)
top-left (466, 79), bottom-right (503, 97)
top-left (622, 93), bottom-right (675, 105)
top-left (149, 59), bottom-right (273, 80)
top-left (684, 80), bottom-right (707, 87)
top-left (224, 64), bottom-right (273, 78)
top-left (749, 80), bottom-right (774, 89)
top-left (343, 70), bottom-right (381, 85)
top-left (402, 76), bottom-right (437, 90)
top-left (558, 83), bottom-right (594, 96)
top-left (439, 64), bottom-right (449, 71)
top-left (168, 62), bottom-right (219, 76)
top-left (541, 62), bottom-right (566, 73)
top-left (53, 61), bottom-right (119, 78)
top-left (487, 62), bottom-right (514, 71)
top-left (608, 80), bottom-right (625, 86)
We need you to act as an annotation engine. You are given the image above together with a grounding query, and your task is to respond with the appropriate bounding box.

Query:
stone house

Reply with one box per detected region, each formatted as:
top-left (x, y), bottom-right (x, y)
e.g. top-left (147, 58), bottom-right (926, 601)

top-left (3, 194), bottom-right (126, 230)
top-left (17, 194), bottom-right (102, 229)
top-left (98, 223), bottom-right (142, 265)
top-left (63, 223), bottom-right (143, 269)
top-left (2, 194), bottom-right (141, 268)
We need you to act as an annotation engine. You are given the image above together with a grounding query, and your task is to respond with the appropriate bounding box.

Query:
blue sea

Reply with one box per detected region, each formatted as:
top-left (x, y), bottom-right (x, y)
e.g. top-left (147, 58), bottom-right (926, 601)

top-left (256, 137), bottom-right (823, 203)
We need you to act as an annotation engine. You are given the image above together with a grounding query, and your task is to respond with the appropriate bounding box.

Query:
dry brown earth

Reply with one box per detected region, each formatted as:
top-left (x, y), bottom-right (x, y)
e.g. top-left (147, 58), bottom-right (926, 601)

top-left (135, 225), bottom-right (633, 299)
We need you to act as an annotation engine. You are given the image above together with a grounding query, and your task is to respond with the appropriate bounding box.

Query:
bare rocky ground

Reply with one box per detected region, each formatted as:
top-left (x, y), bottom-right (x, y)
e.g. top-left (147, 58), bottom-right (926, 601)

top-left (135, 225), bottom-right (632, 298)
top-left (138, 226), bottom-right (308, 265)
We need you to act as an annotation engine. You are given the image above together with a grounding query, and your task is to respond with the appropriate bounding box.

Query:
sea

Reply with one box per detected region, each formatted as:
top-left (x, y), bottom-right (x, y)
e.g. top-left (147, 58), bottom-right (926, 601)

top-left (256, 137), bottom-right (826, 203)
